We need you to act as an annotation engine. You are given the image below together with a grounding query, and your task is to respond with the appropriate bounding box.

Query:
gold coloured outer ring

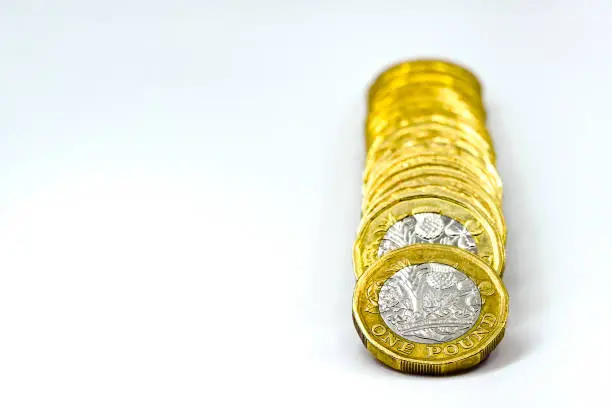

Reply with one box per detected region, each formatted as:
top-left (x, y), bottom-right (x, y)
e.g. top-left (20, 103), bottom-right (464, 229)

top-left (367, 102), bottom-right (488, 141)
top-left (369, 60), bottom-right (483, 101)
top-left (371, 91), bottom-right (483, 120)
top-left (365, 139), bottom-right (498, 185)
top-left (368, 69), bottom-right (483, 100)
top-left (368, 107), bottom-right (484, 138)
top-left (364, 162), bottom-right (502, 213)
top-left (368, 116), bottom-right (495, 162)
top-left (365, 163), bottom-right (502, 210)
top-left (364, 152), bottom-right (502, 204)
top-left (362, 167), bottom-right (504, 228)
top-left (367, 131), bottom-right (491, 168)
top-left (363, 173), bottom-right (506, 240)
top-left (369, 84), bottom-right (485, 118)
top-left (361, 182), bottom-right (506, 245)
top-left (365, 138), bottom-right (496, 190)
top-left (370, 75), bottom-right (482, 108)
top-left (365, 141), bottom-right (494, 188)
top-left (352, 244), bottom-right (508, 375)
top-left (367, 99), bottom-right (486, 137)
top-left (365, 113), bottom-right (494, 155)
top-left (366, 136), bottom-right (495, 182)
top-left (369, 60), bottom-right (482, 92)
top-left (354, 192), bottom-right (505, 278)
top-left (367, 109), bottom-right (493, 148)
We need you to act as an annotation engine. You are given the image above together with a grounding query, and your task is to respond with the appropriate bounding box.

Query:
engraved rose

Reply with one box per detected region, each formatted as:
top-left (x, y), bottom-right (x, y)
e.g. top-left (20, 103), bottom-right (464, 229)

top-left (413, 213), bottom-right (445, 240)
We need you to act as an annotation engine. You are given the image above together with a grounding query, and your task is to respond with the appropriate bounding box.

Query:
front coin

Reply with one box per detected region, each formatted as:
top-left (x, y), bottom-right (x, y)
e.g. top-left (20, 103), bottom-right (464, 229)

top-left (353, 244), bottom-right (508, 375)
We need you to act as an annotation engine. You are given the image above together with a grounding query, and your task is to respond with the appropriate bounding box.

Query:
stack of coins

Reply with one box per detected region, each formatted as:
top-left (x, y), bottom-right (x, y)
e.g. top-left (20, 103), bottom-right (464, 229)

top-left (352, 60), bottom-right (509, 375)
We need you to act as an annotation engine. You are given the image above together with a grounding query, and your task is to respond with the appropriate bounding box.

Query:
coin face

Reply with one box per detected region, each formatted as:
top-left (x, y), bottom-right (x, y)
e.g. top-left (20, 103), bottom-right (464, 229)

top-left (378, 213), bottom-right (477, 257)
top-left (352, 244), bottom-right (508, 375)
top-left (378, 262), bottom-right (481, 344)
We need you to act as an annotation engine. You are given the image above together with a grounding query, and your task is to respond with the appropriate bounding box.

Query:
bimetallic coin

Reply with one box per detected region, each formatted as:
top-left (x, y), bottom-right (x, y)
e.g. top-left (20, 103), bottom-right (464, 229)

top-left (352, 244), bottom-right (508, 375)
top-left (366, 185), bottom-right (506, 248)
top-left (378, 213), bottom-right (477, 258)
top-left (354, 192), bottom-right (505, 278)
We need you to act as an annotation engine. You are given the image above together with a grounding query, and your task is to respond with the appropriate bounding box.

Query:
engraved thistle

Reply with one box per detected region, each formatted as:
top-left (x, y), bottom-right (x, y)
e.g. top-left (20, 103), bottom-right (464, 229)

top-left (379, 263), bottom-right (481, 343)
top-left (378, 213), bottom-right (477, 257)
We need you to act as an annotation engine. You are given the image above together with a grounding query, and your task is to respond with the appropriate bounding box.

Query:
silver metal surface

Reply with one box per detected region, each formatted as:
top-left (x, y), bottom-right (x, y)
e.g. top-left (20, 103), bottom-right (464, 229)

top-left (378, 213), bottom-right (477, 258)
top-left (378, 262), bottom-right (482, 344)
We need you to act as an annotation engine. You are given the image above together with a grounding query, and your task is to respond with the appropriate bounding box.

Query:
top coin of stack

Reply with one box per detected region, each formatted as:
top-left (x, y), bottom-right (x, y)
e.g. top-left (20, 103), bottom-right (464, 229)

top-left (352, 60), bottom-right (508, 375)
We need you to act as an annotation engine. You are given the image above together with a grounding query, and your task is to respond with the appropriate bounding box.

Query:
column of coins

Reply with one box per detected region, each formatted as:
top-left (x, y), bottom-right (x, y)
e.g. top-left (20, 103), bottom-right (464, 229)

top-left (352, 60), bottom-right (509, 375)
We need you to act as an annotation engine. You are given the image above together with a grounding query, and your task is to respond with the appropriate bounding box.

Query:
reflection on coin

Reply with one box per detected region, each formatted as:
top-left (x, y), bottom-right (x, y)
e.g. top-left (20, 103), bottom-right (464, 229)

top-left (378, 213), bottom-right (477, 257)
top-left (379, 262), bottom-right (481, 344)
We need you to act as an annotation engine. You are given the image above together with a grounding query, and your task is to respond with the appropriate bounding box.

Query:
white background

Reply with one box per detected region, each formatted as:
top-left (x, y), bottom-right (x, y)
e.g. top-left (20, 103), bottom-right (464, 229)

top-left (1, 1), bottom-right (611, 406)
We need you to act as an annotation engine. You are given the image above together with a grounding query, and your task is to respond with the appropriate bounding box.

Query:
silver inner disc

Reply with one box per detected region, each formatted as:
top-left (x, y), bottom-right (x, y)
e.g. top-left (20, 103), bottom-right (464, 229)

top-left (379, 263), bottom-right (482, 344)
top-left (378, 213), bottom-right (477, 258)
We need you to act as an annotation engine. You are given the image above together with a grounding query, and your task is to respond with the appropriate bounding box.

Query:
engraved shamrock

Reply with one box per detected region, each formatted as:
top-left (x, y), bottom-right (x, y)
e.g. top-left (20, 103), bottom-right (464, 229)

top-left (443, 221), bottom-right (477, 251)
